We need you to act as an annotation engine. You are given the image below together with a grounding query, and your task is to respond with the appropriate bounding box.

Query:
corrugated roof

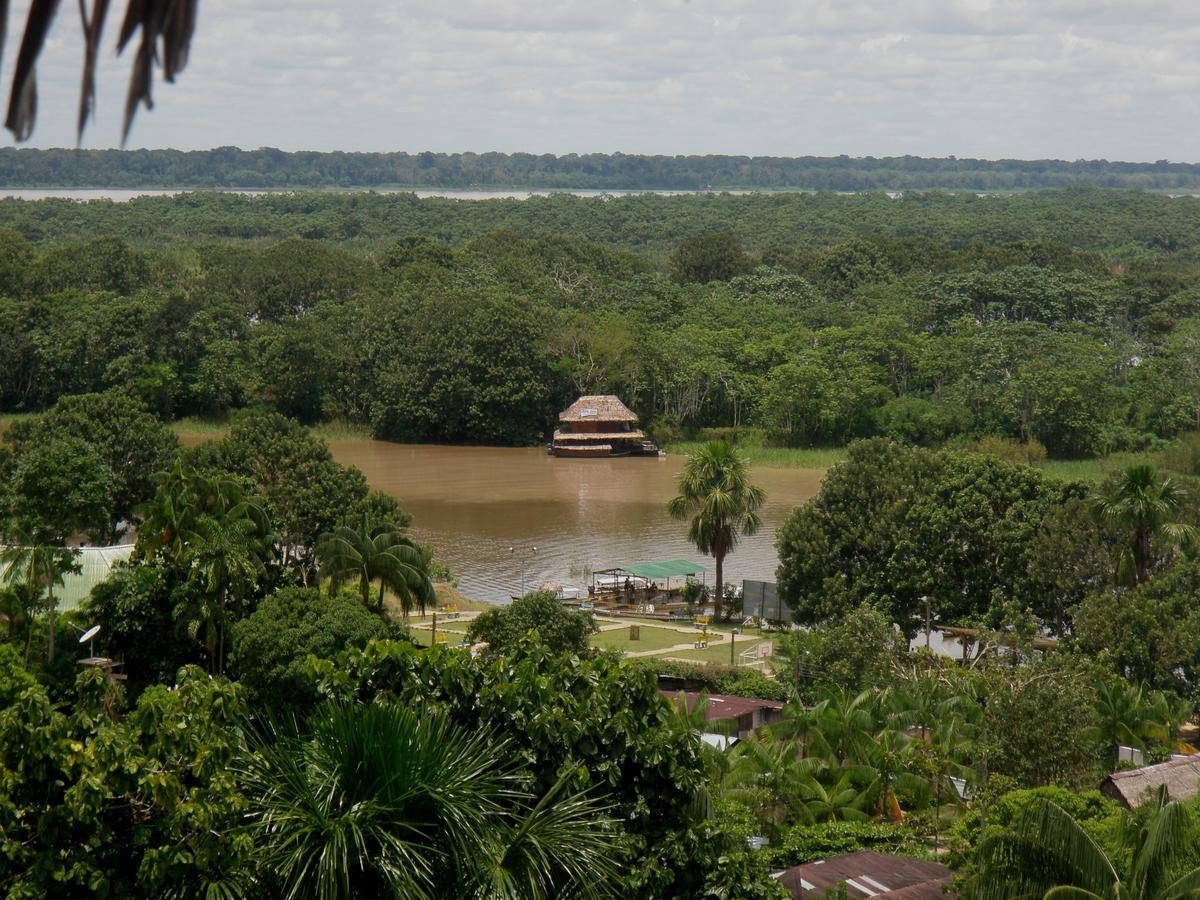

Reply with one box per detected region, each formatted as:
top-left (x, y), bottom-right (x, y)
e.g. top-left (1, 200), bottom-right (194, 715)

top-left (776, 851), bottom-right (953, 899)
top-left (559, 395), bottom-right (640, 423)
top-left (1102, 754), bottom-right (1200, 808)
top-left (664, 691), bottom-right (785, 721)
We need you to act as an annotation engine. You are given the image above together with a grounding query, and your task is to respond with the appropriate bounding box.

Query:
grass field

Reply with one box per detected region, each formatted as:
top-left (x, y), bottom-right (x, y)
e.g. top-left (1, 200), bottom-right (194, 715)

top-left (1040, 452), bottom-right (1163, 482)
top-left (590, 623), bottom-right (714, 653)
top-left (665, 638), bottom-right (775, 665)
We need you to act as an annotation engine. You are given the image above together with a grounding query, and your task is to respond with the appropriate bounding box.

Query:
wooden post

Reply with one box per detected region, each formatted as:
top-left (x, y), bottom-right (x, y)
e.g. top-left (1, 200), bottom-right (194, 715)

top-left (431, 611), bottom-right (437, 647)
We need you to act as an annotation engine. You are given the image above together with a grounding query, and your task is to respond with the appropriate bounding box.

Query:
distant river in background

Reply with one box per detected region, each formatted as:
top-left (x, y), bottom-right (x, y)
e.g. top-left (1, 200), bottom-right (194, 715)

top-left (322, 441), bottom-right (824, 603)
top-left (0, 187), bottom-right (766, 202)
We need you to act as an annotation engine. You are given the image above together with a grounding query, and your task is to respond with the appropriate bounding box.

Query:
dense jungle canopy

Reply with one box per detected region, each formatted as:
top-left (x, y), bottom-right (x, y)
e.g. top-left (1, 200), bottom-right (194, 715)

top-left (1, 187), bottom-right (1199, 456)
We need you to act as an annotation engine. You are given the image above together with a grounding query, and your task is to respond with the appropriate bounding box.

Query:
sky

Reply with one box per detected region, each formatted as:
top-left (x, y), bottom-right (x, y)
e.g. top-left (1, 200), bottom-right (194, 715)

top-left (5, 0), bottom-right (1198, 161)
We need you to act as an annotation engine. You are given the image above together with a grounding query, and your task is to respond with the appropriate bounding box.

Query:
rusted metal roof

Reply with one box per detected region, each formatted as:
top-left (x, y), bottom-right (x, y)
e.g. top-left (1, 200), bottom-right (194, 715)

top-left (776, 851), bottom-right (954, 899)
top-left (663, 691), bottom-right (785, 721)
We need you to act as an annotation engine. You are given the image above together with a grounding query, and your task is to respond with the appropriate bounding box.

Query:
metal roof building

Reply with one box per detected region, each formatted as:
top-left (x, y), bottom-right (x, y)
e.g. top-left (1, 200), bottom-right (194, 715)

top-left (775, 851), bottom-right (954, 899)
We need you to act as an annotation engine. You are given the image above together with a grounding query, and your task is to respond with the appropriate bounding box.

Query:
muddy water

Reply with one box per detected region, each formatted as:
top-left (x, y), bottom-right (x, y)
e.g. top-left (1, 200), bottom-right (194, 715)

top-left (325, 441), bottom-right (824, 602)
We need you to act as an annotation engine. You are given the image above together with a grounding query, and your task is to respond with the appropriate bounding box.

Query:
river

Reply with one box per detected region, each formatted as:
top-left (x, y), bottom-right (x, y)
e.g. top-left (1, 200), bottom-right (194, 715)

top-left (0, 187), bottom-right (764, 202)
top-left (324, 441), bottom-right (824, 603)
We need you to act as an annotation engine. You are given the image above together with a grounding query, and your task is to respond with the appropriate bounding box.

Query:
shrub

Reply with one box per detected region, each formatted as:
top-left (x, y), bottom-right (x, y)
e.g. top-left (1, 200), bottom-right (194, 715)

top-left (973, 434), bottom-right (1047, 466)
top-left (229, 587), bottom-right (396, 710)
top-left (642, 658), bottom-right (788, 701)
top-left (764, 821), bottom-right (919, 868)
top-left (466, 590), bottom-right (595, 658)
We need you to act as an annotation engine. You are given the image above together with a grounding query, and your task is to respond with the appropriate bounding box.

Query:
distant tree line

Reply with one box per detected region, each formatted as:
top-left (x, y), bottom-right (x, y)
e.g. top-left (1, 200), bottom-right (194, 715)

top-left (5, 189), bottom-right (1200, 455)
top-left (2, 147), bottom-right (1200, 191)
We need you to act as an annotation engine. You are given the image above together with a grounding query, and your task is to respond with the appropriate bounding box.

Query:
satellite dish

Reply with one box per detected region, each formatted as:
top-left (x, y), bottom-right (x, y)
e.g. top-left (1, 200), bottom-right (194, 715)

top-left (79, 625), bottom-right (101, 644)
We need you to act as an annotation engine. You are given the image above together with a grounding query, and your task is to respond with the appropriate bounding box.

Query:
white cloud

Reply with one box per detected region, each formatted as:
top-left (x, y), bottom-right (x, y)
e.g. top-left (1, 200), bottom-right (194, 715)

top-left (0, 0), bottom-right (1194, 161)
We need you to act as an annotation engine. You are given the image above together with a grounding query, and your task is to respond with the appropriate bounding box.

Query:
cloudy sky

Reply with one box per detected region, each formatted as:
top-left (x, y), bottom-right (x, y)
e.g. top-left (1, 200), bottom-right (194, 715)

top-left (7, 0), bottom-right (1198, 161)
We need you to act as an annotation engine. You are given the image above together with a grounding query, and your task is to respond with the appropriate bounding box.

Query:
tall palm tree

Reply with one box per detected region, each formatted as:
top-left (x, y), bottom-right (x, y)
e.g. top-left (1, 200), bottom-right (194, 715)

top-left (976, 791), bottom-right (1200, 899)
top-left (1094, 464), bottom-right (1196, 585)
top-left (0, 542), bottom-right (79, 664)
top-left (181, 513), bottom-right (272, 675)
top-left (667, 441), bottom-right (765, 619)
top-left (240, 702), bottom-right (618, 900)
top-left (317, 516), bottom-right (434, 617)
top-left (135, 458), bottom-right (204, 567)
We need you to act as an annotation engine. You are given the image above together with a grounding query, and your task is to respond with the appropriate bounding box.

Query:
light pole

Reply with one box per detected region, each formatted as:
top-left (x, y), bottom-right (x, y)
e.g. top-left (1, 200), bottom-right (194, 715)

top-left (509, 545), bottom-right (537, 599)
top-left (730, 626), bottom-right (740, 666)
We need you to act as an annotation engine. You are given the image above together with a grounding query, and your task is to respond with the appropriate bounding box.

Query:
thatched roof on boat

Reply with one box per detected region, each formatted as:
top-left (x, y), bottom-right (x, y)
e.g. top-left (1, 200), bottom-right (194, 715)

top-left (1102, 754), bottom-right (1200, 808)
top-left (559, 395), bottom-right (640, 423)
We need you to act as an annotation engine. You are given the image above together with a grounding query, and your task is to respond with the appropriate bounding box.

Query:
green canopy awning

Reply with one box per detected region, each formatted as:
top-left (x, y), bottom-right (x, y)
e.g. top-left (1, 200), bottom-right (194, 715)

top-left (622, 559), bottom-right (705, 580)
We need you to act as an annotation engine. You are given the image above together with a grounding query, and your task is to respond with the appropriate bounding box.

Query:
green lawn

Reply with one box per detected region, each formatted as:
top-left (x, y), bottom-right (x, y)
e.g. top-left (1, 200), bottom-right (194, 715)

top-left (408, 624), bottom-right (471, 648)
top-left (1040, 452), bottom-right (1162, 482)
top-left (665, 638), bottom-right (775, 665)
top-left (590, 623), bottom-right (714, 654)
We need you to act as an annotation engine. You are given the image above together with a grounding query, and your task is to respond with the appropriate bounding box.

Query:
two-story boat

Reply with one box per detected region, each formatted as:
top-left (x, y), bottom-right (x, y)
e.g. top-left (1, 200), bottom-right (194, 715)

top-left (549, 395), bottom-right (662, 458)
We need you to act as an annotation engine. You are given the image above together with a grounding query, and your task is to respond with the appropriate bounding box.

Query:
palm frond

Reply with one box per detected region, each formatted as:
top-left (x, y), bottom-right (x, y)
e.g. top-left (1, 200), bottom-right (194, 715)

top-left (2, 0), bottom-right (198, 143)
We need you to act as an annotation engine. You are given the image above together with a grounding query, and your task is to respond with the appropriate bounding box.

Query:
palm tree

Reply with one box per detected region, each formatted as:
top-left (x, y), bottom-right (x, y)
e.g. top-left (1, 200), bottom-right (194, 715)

top-left (668, 441), bottom-right (765, 619)
top-left (797, 770), bottom-right (874, 824)
top-left (135, 458), bottom-right (203, 567)
top-left (1091, 680), bottom-right (1168, 767)
top-left (0, 542), bottom-right (79, 664)
top-left (1094, 464), bottom-right (1196, 585)
top-left (317, 516), bottom-right (434, 617)
top-left (240, 702), bottom-right (618, 900)
top-left (181, 513), bottom-right (272, 675)
top-left (976, 791), bottom-right (1200, 899)
top-left (143, 464), bottom-right (276, 674)
top-left (722, 736), bottom-right (825, 824)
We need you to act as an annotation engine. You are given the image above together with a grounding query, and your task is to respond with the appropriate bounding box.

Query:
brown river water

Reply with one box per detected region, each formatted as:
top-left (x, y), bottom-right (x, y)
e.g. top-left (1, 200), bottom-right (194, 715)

top-left (324, 441), bottom-right (825, 602)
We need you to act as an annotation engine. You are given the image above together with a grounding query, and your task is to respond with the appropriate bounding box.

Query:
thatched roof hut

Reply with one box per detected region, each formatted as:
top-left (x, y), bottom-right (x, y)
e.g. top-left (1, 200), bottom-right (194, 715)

top-left (558, 395), bottom-right (639, 424)
top-left (1101, 754), bottom-right (1200, 808)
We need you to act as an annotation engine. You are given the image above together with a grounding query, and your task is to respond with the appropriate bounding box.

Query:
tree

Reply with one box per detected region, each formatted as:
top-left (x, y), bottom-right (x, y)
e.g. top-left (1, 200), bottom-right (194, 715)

top-left (975, 793), bottom-right (1200, 899)
top-left (229, 587), bottom-right (394, 710)
top-left (0, 666), bottom-right (251, 897)
top-left (4, 390), bottom-right (180, 539)
top-left (1072, 559), bottom-right (1200, 696)
top-left (467, 590), bottom-right (596, 659)
top-left (180, 493), bottom-right (274, 675)
top-left (309, 639), bottom-right (735, 899)
top-left (1090, 680), bottom-right (1168, 768)
top-left (670, 233), bottom-right (754, 283)
top-left (240, 702), bottom-right (619, 900)
top-left (0, 543), bottom-right (78, 663)
top-left (980, 656), bottom-right (1104, 790)
top-left (137, 463), bottom-right (276, 674)
top-left (189, 412), bottom-right (380, 577)
top-left (776, 440), bottom-right (1091, 636)
top-left (668, 441), bottom-right (765, 619)
top-left (5, 435), bottom-right (113, 543)
top-left (1094, 463), bottom-right (1196, 585)
top-left (769, 604), bottom-right (906, 702)
top-left (316, 516), bottom-right (433, 617)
